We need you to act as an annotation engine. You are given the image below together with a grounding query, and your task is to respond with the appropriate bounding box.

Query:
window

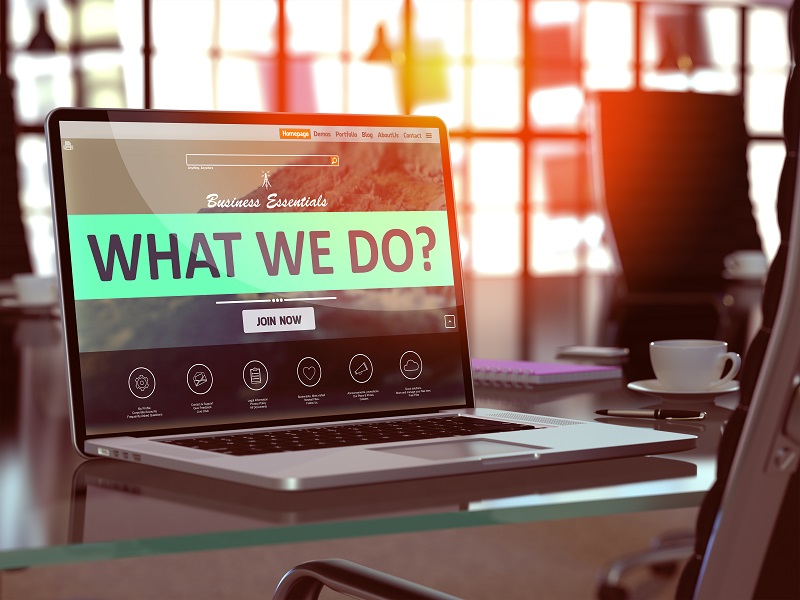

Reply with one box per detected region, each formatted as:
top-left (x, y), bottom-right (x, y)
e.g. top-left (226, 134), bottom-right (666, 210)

top-left (5, 0), bottom-right (790, 275)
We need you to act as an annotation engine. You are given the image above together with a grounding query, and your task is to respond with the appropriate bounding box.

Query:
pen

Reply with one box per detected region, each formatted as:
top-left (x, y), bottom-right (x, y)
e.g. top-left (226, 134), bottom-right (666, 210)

top-left (595, 409), bottom-right (706, 420)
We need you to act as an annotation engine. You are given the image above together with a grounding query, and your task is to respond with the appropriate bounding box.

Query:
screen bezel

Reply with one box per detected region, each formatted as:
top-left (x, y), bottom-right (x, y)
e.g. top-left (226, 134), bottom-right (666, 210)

top-left (45, 107), bottom-right (475, 454)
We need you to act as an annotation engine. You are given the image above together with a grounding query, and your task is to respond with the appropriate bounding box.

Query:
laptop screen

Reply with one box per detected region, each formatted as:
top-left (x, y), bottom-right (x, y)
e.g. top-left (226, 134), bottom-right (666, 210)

top-left (47, 110), bottom-right (473, 443)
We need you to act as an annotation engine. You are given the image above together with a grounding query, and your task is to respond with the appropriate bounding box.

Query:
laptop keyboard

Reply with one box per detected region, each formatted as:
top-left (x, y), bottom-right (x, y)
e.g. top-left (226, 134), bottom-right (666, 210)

top-left (160, 415), bottom-right (538, 456)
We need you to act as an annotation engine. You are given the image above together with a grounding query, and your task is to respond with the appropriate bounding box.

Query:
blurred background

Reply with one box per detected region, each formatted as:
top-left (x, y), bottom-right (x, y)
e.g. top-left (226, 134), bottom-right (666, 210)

top-left (0, 6), bottom-right (792, 595)
top-left (0, 0), bottom-right (790, 358)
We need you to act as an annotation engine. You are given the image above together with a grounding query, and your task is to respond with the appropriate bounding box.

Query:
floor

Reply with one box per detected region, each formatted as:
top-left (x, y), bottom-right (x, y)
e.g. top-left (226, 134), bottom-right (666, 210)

top-left (2, 275), bottom-right (700, 600)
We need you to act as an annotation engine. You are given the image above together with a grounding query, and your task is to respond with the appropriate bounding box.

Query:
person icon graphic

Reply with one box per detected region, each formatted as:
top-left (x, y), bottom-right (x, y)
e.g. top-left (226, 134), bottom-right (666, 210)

top-left (261, 170), bottom-right (272, 189)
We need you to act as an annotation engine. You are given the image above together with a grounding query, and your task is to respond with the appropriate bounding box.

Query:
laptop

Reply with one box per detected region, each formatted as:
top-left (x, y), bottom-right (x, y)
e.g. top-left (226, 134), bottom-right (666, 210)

top-left (46, 108), bottom-right (696, 491)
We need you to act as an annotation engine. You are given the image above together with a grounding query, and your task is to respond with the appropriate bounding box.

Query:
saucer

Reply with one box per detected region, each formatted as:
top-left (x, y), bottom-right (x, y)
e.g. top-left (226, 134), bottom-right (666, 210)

top-left (627, 379), bottom-right (739, 401)
top-left (0, 297), bottom-right (59, 316)
top-left (722, 269), bottom-right (765, 281)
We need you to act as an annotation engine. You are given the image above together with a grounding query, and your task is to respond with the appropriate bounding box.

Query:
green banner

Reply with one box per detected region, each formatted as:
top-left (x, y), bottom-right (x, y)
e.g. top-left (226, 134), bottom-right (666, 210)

top-left (68, 211), bottom-right (454, 300)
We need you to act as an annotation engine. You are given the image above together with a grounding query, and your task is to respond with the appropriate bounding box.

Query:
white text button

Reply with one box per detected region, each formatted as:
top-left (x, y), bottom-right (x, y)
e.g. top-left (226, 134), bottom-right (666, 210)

top-left (242, 307), bottom-right (316, 333)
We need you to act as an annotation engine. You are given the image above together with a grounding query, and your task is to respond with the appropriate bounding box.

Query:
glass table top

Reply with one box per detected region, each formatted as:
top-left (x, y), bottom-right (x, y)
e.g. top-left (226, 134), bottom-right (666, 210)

top-left (0, 311), bottom-right (732, 570)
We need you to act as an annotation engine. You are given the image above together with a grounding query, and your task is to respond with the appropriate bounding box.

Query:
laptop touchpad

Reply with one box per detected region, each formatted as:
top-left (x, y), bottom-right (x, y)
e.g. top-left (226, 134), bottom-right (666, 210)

top-left (372, 438), bottom-right (549, 461)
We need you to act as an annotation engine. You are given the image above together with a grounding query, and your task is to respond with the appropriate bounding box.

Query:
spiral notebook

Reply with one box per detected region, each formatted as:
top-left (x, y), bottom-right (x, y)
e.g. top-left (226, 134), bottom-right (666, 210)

top-left (472, 359), bottom-right (622, 387)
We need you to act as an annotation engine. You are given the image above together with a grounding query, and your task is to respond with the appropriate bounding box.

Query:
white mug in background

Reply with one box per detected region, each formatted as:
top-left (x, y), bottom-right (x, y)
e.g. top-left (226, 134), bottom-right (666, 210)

top-left (649, 339), bottom-right (741, 392)
top-left (12, 273), bottom-right (58, 306)
top-left (723, 250), bottom-right (768, 278)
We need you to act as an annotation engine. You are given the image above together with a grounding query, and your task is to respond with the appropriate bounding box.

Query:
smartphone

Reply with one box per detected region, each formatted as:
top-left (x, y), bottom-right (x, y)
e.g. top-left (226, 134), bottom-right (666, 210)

top-left (556, 345), bottom-right (630, 359)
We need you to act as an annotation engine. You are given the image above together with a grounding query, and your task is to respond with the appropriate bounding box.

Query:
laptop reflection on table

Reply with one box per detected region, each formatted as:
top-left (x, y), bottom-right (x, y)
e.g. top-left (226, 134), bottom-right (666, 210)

top-left (69, 455), bottom-right (697, 543)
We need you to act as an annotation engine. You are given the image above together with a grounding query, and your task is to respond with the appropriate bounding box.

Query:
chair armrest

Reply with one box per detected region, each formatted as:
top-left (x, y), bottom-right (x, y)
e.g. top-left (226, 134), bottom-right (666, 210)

top-left (272, 558), bottom-right (462, 600)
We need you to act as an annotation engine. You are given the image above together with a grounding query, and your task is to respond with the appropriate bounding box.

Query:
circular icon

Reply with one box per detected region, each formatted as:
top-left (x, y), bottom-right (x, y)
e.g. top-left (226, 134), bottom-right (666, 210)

top-left (187, 363), bottom-right (213, 395)
top-left (400, 351), bottom-right (423, 380)
top-left (128, 367), bottom-right (155, 399)
top-left (243, 360), bottom-right (268, 391)
top-left (297, 356), bottom-right (322, 387)
top-left (349, 354), bottom-right (374, 384)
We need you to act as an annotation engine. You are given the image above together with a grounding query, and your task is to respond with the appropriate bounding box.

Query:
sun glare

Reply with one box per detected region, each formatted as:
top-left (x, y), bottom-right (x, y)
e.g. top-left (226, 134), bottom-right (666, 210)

top-left (471, 213), bottom-right (521, 276)
top-left (529, 87), bottom-right (583, 127)
top-left (534, 1), bottom-right (579, 25)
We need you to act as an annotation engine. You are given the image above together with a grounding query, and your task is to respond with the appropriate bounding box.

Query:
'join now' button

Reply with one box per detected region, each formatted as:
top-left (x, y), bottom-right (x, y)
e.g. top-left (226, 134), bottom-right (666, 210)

top-left (242, 307), bottom-right (316, 333)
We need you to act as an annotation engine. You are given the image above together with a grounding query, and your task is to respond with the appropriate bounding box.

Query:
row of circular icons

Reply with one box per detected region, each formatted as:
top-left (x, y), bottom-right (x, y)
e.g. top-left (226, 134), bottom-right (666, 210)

top-left (127, 351), bottom-right (423, 399)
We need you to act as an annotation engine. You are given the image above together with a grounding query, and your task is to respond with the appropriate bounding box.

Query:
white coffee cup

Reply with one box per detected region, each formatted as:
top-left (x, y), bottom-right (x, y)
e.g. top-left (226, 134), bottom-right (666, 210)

top-left (650, 339), bottom-right (741, 392)
top-left (12, 273), bottom-right (58, 306)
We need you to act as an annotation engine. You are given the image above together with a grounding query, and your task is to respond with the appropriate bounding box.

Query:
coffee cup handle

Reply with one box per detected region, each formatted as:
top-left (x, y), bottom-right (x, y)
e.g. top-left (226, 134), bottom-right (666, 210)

top-left (711, 352), bottom-right (741, 388)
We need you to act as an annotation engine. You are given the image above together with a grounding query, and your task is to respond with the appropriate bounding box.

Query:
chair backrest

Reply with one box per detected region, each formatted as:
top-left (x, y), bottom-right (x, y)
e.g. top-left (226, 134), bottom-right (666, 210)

top-left (677, 3), bottom-right (800, 598)
top-left (592, 90), bottom-right (764, 380)
top-left (594, 90), bottom-right (762, 295)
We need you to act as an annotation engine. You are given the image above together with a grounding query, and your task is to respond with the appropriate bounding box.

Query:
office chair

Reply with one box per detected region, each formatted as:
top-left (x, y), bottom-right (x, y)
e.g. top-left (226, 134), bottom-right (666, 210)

top-left (0, 72), bottom-right (32, 279)
top-left (592, 89), bottom-right (763, 381)
top-left (272, 558), bottom-right (459, 600)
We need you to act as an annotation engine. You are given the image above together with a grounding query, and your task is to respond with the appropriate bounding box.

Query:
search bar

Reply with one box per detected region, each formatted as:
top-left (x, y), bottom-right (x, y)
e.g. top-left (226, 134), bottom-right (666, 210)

top-left (186, 154), bottom-right (340, 167)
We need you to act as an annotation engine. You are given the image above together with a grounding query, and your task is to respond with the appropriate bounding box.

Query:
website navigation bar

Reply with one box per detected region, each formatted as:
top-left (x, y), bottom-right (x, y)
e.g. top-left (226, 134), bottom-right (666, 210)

top-left (60, 121), bottom-right (440, 143)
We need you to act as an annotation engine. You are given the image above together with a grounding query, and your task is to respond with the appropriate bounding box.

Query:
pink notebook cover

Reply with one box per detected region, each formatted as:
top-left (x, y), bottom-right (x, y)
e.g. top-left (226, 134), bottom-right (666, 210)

top-left (471, 358), bottom-right (622, 386)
